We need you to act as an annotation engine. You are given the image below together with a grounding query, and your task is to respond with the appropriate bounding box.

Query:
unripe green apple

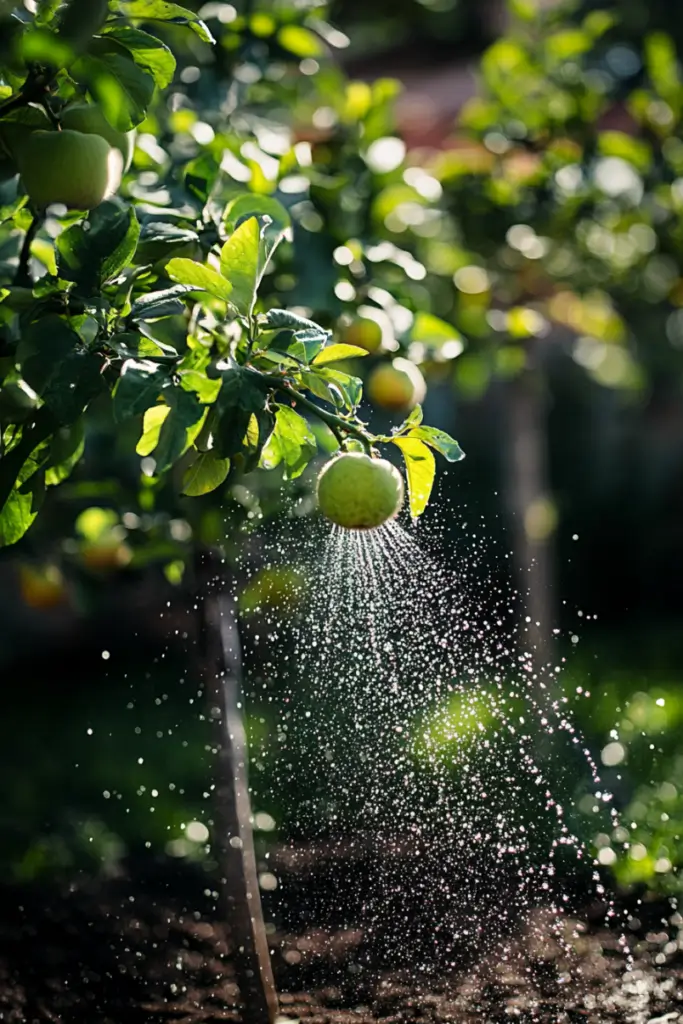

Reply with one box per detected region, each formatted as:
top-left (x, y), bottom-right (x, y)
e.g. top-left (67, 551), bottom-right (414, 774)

top-left (0, 106), bottom-right (51, 182)
top-left (61, 103), bottom-right (135, 172)
top-left (15, 129), bottom-right (120, 210)
top-left (317, 452), bottom-right (404, 530)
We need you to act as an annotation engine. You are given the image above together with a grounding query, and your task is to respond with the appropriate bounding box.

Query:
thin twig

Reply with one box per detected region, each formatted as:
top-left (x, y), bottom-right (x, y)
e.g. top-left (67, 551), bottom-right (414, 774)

top-left (14, 213), bottom-right (43, 287)
top-left (0, 69), bottom-right (55, 121)
top-left (278, 382), bottom-right (373, 453)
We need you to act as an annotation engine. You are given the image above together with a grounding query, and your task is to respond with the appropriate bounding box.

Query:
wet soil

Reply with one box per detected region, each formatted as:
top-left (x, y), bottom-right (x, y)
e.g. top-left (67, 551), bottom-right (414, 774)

top-left (0, 853), bottom-right (681, 1024)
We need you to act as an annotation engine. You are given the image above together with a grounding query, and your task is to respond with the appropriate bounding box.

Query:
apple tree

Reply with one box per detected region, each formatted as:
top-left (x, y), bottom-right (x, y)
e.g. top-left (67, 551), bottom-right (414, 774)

top-left (0, 0), bottom-right (466, 555)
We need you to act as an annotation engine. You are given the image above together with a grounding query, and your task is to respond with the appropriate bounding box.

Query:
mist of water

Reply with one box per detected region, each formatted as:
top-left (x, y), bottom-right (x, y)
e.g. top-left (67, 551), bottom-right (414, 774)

top-left (242, 507), bottom-right (631, 983)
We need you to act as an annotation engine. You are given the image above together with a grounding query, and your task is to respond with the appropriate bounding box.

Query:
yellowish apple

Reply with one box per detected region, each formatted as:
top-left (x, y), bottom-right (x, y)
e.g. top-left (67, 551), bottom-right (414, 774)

top-left (367, 357), bottom-right (427, 412)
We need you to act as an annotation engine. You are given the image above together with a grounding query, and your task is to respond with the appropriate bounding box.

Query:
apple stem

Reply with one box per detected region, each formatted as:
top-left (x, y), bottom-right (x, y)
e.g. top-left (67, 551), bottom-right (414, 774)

top-left (39, 99), bottom-right (61, 129)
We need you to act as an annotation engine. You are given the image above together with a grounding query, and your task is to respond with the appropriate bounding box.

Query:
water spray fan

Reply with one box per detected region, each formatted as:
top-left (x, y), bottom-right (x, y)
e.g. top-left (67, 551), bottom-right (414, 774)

top-left (316, 452), bottom-right (404, 530)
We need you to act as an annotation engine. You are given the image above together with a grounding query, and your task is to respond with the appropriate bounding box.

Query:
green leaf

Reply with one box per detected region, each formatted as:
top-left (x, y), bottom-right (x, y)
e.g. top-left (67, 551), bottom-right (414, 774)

top-left (179, 370), bottom-right (221, 404)
top-left (182, 450), bottom-right (230, 496)
top-left (583, 11), bottom-right (616, 40)
top-left (45, 420), bottom-right (85, 485)
top-left (299, 369), bottom-right (344, 406)
top-left (154, 388), bottom-right (204, 472)
top-left (260, 308), bottom-right (317, 333)
top-left (313, 343), bottom-right (369, 365)
top-left (645, 32), bottom-right (680, 104)
top-left (410, 312), bottom-right (463, 352)
top-left (72, 37), bottom-right (156, 132)
top-left (103, 25), bottom-right (176, 88)
top-left (129, 284), bottom-right (195, 321)
top-left (108, 0), bottom-right (215, 44)
top-left (224, 196), bottom-right (290, 270)
top-left (402, 405), bottom-right (424, 429)
top-left (0, 424), bottom-right (53, 546)
top-left (54, 0), bottom-right (109, 54)
top-left (392, 436), bottom-right (435, 519)
top-left (277, 24), bottom-right (324, 58)
top-left (317, 367), bottom-right (362, 409)
top-left (0, 411), bottom-right (55, 527)
top-left (213, 367), bottom-right (269, 459)
top-left (110, 331), bottom-right (178, 359)
top-left (224, 195), bottom-right (291, 236)
top-left (18, 316), bottom-right (104, 423)
top-left (509, 0), bottom-right (537, 20)
top-left (138, 219), bottom-right (199, 250)
top-left (166, 258), bottom-right (233, 303)
top-left (113, 359), bottom-right (169, 421)
top-left (408, 426), bottom-right (465, 463)
top-left (0, 481), bottom-right (38, 546)
top-left (56, 200), bottom-right (140, 293)
top-left (219, 216), bottom-right (260, 317)
top-left (545, 29), bottom-right (592, 62)
top-left (264, 405), bottom-right (316, 479)
top-left (136, 403), bottom-right (170, 455)
top-left (598, 131), bottom-right (652, 173)
top-left (20, 26), bottom-right (75, 68)
top-left (270, 326), bottom-right (330, 364)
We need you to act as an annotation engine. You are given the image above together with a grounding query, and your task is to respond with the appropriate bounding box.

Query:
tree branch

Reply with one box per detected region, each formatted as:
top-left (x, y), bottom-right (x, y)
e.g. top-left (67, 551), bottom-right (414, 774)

top-left (252, 371), bottom-right (374, 453)
top-left (14, 213), bottom-right (43, 287)
top-left (0, 68), bottom-right (56, 122)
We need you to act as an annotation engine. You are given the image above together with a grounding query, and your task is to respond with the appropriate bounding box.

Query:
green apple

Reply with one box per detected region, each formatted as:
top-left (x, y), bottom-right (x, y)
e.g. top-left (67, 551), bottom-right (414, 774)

top-left (0, 106), bottom-right (51, 182)
top-left (15, 129), bottom-right (119, 210)
top-left (317, 452), bottom-right (404, 530)
top-left (61, 103), bottom-right (136, 172)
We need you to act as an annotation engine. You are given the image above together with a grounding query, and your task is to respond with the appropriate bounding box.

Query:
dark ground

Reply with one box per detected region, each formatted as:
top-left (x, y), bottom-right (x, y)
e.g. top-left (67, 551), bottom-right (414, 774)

top-left (0, 849), bottom-right (682, 1024)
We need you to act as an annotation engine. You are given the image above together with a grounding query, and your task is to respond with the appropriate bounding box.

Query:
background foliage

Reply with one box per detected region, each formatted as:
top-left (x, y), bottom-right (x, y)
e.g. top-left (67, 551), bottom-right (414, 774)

top-left (2, 0), bottom-right (683, 908)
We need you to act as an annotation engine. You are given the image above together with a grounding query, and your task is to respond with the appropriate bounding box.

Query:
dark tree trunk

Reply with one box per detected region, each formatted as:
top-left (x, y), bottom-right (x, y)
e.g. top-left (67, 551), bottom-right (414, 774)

top-left (503, 365), bottom-right (556, 664)
top-left (196, 554), bottom-right (279, 1024)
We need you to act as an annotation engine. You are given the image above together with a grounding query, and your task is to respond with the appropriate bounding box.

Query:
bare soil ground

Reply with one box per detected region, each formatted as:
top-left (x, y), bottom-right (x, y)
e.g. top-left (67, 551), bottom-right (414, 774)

top-left (0, 855), bottom-right (681, 1024)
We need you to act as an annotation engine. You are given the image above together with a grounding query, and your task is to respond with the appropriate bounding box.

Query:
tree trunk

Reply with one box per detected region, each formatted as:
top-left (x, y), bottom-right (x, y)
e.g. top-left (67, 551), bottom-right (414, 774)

top-left (196, 556), bottom-right (280, 1024)
top-left (503, 365), bottom-right (556, 663)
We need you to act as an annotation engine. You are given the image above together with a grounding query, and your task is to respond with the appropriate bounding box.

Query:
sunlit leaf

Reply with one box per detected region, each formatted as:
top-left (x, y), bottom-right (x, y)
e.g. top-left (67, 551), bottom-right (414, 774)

top-left (224, 195), bottom-right (290, 236)
top-left (410, 312), bottom-right (464, 353)
top-left (277, 25), bottom-right (323, 58)
top-left (313, 344), bottom-right (369, 365)
top-left (136, 404), bottom-right (170, 456)
top-left (108, 0), bottom-right (215, 44)
top-left (182, 450), bottom-right (230, 496)
top-left (392, 436), bottom-right (435, 518)
top-left (179, 370), bottom-right (221, 404)
top-left (56, 200), bottom-right (140, 292)
top-left (166, 258), bottom-right (233, 302)
top-left (153, 389), bottom-right (205, 471)
top-left (266, 405), bottom-right (316, 479)
top-left (408, 426), bottom-right (465, 463)
top-left (103, 25), bottom-right (177, 88)
top-left (219, 216), bottom-right (260, 317)
top-left (72, 38), bottom-right (156, 132)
